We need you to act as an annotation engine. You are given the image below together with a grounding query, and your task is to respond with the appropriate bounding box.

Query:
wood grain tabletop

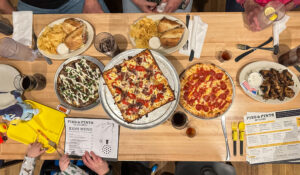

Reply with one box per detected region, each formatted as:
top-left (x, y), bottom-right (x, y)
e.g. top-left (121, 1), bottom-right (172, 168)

top-left (0, 12), bottom-right (300, 161)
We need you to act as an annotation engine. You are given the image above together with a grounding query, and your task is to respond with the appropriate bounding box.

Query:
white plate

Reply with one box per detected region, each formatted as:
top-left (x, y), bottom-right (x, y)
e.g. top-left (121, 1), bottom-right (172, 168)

top-left (129, 14), bottom-right (189, 55)
top-left (239, 61), bottom-right (300, 104)
top-left (0, 64), bottom-right (22, 109)
top-left (37, 18), bottom-right (94, 60)
top-left (99, 49), bottom-right (180, 129)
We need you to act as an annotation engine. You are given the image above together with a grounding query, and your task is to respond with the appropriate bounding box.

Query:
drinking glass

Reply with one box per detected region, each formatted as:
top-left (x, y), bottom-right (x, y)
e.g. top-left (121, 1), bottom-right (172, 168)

top-left (14, 73), bottom-right (46, 91)
top-left (171, 111), bottom-right (188, 130)
top-left (94, 32), bottom-right (120, 58)
top-left (0, 37), bottom-right (37, 61)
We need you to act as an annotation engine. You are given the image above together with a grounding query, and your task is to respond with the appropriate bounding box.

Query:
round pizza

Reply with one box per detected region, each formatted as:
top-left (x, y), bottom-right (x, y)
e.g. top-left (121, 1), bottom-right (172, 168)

top-left (180, 63), bottom-right (233, 118)
top-left (57, 58), bottom-right (101, 108)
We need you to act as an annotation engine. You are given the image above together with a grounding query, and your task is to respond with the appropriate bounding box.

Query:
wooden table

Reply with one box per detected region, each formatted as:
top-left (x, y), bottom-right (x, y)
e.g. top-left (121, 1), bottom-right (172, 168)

top-left (0, 12), bottom-right (300, 161)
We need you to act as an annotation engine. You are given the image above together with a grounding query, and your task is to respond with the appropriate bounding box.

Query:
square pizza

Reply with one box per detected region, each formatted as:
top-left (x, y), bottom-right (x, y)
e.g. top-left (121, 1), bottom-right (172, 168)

top-left (102, 49), bottom-right (175, 123)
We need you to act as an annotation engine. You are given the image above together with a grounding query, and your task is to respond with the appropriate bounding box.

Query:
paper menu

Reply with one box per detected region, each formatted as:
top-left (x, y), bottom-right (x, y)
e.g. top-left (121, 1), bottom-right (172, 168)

top-left (245, 109), bottom-right (300, 164)
top-left (64, 118), bottom-right (119, 160)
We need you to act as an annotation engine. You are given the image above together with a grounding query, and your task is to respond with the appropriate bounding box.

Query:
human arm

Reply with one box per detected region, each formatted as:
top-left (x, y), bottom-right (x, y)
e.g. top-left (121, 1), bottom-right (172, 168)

top-left (163, 0), bottom-right (184, 12)
top-left (0, 0), bottom-right (14, 14)
top-left (83, 0), bottom-right (104, 13)
top-left (19, 142), bottom-right (45, 175)
top-left (82, 151), bottom-right (110, 175)
top-left (59, 154), bottom-right (89, 175)
top-left (131, 0), bottom-right (157, 13)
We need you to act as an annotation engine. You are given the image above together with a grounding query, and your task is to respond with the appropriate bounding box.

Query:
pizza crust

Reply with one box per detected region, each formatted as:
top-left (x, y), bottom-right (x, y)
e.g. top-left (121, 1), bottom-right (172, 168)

top-left (103, 49), bottom-right (175, 123)
top-left (180, 63), bottom-right (233, 119)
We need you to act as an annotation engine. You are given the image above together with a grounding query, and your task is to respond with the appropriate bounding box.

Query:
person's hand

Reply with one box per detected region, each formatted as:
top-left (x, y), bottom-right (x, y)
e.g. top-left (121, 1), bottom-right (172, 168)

top-left (59, 154), bottom-right (70, 172)
top-left (83, 0), bottom-right (104, 13)
top-left (26, 142), bottom-right (45, 158)
top-left (82, 151), bottom-right (109, 175)
top-left (132, 0), bottom-right (157, 13)
top-left (163, 0), bottom-right (182, 13)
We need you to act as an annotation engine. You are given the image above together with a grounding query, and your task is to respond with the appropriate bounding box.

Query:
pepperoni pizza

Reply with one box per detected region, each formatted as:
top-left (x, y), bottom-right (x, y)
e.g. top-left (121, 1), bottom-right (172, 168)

top-left (180, 63), bottom-right (233, 118)
top-left (103, 49), bottom-right (175, 123)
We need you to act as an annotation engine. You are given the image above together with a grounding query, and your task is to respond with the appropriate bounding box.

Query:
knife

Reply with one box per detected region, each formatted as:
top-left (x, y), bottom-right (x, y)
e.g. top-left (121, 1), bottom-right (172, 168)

top-left (235, 37), bottom-right (273, 62)
top-left (182, 14), bottom-right (190, 50)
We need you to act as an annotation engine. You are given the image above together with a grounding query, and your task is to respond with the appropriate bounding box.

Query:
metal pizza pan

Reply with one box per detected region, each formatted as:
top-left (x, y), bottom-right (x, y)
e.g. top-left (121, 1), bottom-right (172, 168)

top-left (54, 55), bottom-right (105, 111)
top-left (99, 49), bottom-right (180, 129)
top-left (179, 62), bottom-right (236, 120)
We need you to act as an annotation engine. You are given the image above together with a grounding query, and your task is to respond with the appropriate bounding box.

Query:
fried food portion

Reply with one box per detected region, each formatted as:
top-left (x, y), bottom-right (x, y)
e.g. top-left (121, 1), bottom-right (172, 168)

top-left (65, 25), bottom-right (87, 50)
top-left (259, 69), bottom-right (295, 101)
top-left (157, 17), bottom-right (182, 33)
top-left (62, 18), bottom-right (82, 34)
top-left (130, 17), bottom-right (158, 49)
top-left (160, 27), bottom-right (184, 48)
top-left (37, 24), bottom-right (67, 54)
top-left (38, 18), bottom-right (87, 54)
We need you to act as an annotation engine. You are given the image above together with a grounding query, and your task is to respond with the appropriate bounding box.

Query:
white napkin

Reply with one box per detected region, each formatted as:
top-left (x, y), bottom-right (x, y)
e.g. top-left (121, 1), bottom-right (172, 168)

top-left (12, 11), bottom-right (33, 47)
top-left (273, 15), bottom-right (289, 46)
top-left (179, 15), bottom-right (208, 59)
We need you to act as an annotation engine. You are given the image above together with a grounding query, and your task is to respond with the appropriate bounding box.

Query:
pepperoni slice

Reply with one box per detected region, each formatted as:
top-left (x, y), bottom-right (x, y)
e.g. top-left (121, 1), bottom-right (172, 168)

top-left (219, 102), bottom-right (227, 109)
top-left (188, 100), bottom-right (194, 106)
top-left (215, 73), bottom-right (223, 80)
top-left (225, 90), bottom-right (230, 95)
top-left (210, 94), bottom-right (216, 101)
top-left (203, 105), bottom-right (209, 112)
top-left (203, 95), bottom-right (210, 102)
top-left (213, 102), bottom-right (220, 108)
top-left (212, 87), bottom-right (219, 93)
top-left (220, 81), bottom-right (227, 90)
top-left (156, 84), bottom-right (164, 90)
top-left (196, 104), bottom-right (202, 111)
top-left (219, 93), bottom-right (227, 100)
top-left (210, 70), bottom-right (216, 76)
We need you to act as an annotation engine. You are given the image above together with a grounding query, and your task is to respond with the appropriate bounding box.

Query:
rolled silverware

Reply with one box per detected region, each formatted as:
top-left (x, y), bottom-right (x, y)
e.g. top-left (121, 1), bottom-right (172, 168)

top-left (221, 115), bottom-right (230, 161)
top-left (182, 14), bottom-right (190, 50)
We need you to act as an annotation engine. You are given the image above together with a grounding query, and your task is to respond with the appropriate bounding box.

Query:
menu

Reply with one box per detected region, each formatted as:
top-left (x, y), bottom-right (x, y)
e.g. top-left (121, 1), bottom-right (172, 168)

top-left (64, 118), bottom-right (119, 160)
top-left (245, 109), bottom-right (300, 164)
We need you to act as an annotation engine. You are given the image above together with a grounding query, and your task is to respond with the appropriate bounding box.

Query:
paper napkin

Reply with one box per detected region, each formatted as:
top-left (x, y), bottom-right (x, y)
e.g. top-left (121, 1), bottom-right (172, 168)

top-left (179, 15), bottom-right (208, 59)
top-left (12, 11), bottom-right (33, 47)
top-left (273, 15), bottom-right (290, 47)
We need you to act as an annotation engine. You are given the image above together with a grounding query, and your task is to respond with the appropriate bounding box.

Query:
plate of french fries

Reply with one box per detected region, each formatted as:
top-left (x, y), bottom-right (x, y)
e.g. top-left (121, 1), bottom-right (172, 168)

top-left (37, 18), bottom-right (94, 60)
top-left (129, 14), bottom-right (189, 55)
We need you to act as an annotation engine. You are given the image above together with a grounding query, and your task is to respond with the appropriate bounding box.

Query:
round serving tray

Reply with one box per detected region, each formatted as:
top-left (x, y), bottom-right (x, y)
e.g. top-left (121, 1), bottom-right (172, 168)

top-left (129, 14), bottom-right (189, 55)
top-left (179, 62), bottom-right (236, 120)
top-left (239, 61), bottom-right (300, 104)
top-left (54, 55), bottom-right (105, 110)
top-left (37, 18), bottom-right (94, 60)
top-left (99, 49), bottom-right (180, 129)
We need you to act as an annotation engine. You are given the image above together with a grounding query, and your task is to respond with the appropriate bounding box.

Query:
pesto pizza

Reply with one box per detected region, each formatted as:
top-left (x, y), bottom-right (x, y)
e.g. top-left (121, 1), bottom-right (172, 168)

top-left (57, 58), bottom-right (101, 108)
